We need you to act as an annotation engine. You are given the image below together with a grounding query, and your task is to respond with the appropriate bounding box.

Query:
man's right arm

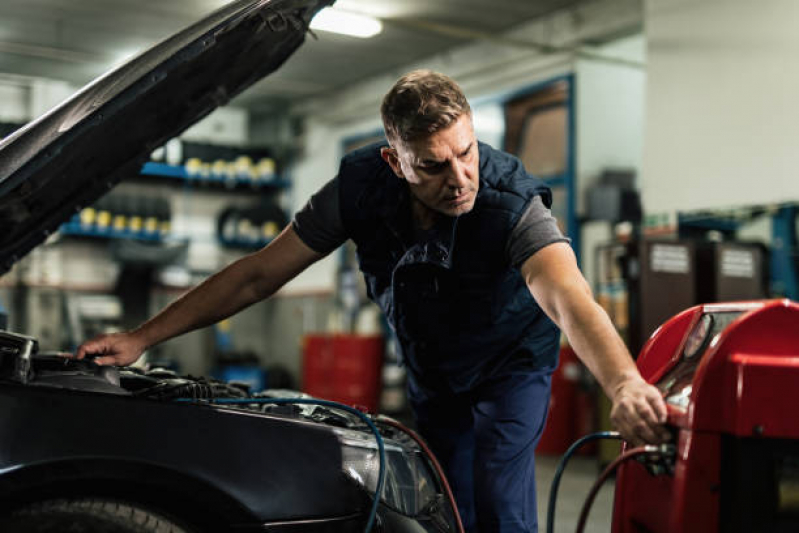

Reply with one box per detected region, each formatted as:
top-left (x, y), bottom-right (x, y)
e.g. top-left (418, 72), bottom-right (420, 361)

top-left (76, 225), bottom-right (325, 366)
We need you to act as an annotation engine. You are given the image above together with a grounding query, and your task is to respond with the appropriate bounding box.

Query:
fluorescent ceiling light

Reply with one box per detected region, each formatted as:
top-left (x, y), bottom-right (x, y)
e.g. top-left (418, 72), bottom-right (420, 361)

top-left (310, 8), bottom-right (383, 38)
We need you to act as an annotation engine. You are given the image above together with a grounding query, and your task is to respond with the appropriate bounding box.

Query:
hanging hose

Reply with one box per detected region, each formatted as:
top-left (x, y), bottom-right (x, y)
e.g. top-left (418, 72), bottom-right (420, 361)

top-left (546, 431), bottom-right (622, 533)
top-left (376, 415), bottom-right (465, 533)
top-left (175, 397), bottom-right (385, 533)
top-left (574, 445), bottom-right (665, 533)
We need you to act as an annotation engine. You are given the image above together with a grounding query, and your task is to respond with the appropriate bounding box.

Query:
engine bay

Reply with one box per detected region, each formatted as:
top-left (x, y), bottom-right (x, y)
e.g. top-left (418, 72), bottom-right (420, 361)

top-left (0, 328), bottom-right (406, 436)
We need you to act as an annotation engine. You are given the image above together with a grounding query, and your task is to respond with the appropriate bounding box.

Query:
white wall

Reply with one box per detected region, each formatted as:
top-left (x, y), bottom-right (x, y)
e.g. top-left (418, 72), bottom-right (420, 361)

top-left (284, 115), bottom-right (382, 293)
top-left (643, 0), bottom-right (799, 213)
top-left (182, 106), bottom-right (249, 146)
top-left (0, 76), bottom-right (77, 124)
top-left (575, 35), bottom-right (647, 287)
top-left (576, 35), bottom-right (646, 214)
top-left (0, 75), bottom-right (249, 146)
top-left (0, 82), bottom-right (29, 123)
top-left (30, 78), bottom-right (75, 120)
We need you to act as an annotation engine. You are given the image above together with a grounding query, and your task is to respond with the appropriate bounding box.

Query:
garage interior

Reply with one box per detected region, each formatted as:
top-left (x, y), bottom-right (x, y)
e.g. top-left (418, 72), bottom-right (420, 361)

top-left (0, 0), bottom-right (797, 531)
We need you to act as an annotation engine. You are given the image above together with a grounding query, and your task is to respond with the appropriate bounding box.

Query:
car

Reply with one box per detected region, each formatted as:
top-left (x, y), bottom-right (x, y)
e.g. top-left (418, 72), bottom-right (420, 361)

top-left (0, 0), bottom-right (459, 531)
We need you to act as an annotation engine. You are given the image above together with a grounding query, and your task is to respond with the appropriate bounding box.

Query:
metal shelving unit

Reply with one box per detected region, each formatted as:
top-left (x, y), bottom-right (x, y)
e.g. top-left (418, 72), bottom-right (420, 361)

top-left (140, 162), bottom-right (290, 190)
top-left (59, 220), bottom-right (167, 243)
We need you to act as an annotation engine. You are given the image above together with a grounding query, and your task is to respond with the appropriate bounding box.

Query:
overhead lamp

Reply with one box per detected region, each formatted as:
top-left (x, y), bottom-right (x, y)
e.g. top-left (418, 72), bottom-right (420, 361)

top-left (309, 8), bottom-right (383, 38)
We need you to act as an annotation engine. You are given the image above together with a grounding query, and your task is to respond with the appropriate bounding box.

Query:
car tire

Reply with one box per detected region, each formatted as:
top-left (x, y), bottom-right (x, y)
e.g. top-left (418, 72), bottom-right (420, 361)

top-left (0, 498), bottom-right (194, 533)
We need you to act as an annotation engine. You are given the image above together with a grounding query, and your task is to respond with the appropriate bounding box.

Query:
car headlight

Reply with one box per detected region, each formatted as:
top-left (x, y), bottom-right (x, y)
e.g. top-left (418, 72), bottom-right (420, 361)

top-left (335, 428), bottom-right (439, 516)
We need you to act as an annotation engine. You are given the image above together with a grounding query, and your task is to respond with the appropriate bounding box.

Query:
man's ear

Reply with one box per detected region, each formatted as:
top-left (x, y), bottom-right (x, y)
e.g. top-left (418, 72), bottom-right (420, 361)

top-left (380, 146), bottom-right (404, 179)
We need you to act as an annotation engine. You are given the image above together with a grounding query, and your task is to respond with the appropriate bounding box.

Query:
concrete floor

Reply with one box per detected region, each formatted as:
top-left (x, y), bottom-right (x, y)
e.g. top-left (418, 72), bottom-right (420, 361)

top-left (535, 454), bottom-right (615, 533)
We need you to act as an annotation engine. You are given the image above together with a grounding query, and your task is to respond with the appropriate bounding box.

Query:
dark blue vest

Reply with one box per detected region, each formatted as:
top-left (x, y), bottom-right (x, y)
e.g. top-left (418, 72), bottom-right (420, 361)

top-left (339, 141), bottom-right (560, 393)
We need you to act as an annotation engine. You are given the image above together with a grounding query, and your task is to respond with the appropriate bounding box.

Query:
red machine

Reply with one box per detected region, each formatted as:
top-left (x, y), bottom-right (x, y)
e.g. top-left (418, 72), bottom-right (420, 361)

top-left (613, 299), bottom-right (799, 532)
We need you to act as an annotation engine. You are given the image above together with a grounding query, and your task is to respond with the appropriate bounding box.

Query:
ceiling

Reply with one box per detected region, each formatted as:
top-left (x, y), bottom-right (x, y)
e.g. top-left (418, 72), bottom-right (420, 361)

top-left (0, 0), bottom-right (593, 112)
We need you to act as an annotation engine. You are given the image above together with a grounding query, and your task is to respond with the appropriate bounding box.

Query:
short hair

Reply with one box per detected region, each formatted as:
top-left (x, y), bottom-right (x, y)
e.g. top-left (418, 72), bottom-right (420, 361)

top-left (381, 70), bottom-right (471, 145)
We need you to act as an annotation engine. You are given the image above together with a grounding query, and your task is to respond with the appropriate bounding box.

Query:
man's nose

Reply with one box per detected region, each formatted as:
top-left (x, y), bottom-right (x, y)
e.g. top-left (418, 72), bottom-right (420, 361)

top-left (446, 159), bottom-right (469, 189)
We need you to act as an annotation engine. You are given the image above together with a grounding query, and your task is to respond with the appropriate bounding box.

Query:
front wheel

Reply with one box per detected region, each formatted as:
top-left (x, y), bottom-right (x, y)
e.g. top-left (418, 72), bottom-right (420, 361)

top-left (0, 498), bottom-right (195, 533)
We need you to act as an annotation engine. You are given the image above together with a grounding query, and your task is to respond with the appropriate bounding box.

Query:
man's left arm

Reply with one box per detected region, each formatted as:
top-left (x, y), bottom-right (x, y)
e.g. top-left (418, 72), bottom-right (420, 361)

top-left (521, 242), bottom-right (672, 446)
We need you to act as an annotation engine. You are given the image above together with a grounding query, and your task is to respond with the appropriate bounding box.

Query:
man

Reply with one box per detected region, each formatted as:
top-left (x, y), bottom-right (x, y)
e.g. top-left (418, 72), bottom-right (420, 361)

top-left (78, 70), bottom-right (669, 532)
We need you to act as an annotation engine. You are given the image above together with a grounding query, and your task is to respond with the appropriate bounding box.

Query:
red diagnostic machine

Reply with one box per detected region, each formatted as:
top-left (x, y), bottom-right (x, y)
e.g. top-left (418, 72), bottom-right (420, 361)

top-left (612, 299), bottom-right (799, 532)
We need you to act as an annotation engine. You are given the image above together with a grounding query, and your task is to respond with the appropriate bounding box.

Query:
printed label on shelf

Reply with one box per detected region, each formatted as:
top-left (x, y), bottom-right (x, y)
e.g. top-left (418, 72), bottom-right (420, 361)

top-left (721, 249), bottom-right (755, 278)
top-left (650, 244), bottom-right (690, 274)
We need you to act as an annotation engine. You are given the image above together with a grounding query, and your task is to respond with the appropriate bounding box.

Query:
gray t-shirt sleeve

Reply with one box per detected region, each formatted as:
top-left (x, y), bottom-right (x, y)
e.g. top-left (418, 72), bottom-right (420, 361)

top-left (291, 176), bottom-right (348, 255)
top-left (507, 195), bottom-right (571, 268)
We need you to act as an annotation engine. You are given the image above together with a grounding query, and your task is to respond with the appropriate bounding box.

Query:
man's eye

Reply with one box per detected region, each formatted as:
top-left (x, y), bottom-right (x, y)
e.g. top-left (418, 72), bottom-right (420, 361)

top-left (421, 163), bottom-right (446, 174)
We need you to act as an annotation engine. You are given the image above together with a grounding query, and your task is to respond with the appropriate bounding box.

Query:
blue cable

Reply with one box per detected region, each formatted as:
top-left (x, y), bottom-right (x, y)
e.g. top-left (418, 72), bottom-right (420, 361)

top-left (175, 397), bottom-right (385, 533)
top-left (546, 431), bottom-right (622, 533)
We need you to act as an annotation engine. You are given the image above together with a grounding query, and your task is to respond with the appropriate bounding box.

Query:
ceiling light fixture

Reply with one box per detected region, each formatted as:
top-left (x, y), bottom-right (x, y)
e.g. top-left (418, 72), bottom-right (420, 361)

top-left (309, 8), bottom-right (383, 38)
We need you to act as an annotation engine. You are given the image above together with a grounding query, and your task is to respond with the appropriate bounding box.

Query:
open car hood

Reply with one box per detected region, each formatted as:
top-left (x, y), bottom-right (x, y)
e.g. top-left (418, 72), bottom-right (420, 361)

top-left (0, 0), bottom-right (332, 274)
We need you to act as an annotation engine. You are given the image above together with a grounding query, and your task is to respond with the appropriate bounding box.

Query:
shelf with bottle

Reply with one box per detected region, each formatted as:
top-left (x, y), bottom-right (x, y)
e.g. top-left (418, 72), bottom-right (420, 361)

top-left (140, 156), bottom-right (289, 190)
top-left (60, 220), bottom-right (167, 242)
top-left (216, 204), bottom-right (285, 250)
top-left (59, 193), bottom-right (174, 243)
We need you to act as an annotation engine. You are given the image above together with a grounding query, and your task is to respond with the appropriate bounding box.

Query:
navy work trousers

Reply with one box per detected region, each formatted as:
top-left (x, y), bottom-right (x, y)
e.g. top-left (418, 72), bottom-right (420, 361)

top-left (408, 368), bottom-right (553, 533)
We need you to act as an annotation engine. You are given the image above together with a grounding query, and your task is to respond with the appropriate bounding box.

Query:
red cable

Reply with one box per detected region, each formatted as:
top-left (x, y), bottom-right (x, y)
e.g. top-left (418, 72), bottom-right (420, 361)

top-left (575, 446), bottom-right (657, 533)
top-left (376, 415), bottom-right (465, 533)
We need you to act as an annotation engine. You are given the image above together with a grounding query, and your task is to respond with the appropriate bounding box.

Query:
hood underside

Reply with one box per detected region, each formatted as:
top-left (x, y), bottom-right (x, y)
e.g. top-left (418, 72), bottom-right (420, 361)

top-left (0, 0), bottom-right (332, 274)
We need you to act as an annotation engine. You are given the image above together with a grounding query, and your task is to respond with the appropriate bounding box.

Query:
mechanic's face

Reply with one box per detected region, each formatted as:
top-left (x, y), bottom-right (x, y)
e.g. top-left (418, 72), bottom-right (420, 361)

top-left (381, 114), bottom-right (479, 220)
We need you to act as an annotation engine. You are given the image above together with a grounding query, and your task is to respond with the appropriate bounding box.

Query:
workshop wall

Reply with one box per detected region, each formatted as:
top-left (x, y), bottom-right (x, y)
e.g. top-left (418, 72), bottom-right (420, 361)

top-left (29, 78), bottom-right (74, 120)
top-left (575, 35), bottom-right (646, 288)
top-left (182, 107), bottom-right (249, 146)
top-left (0, 76), bottom-right (250, 147)
top-left (643, 0), bottom-right (799, 213)
top-left (285, 3), bottom-right (646, 290)
top-left (0, 83), bottom-right (28, 123)
top-left (0, 76), bottom-right (77, 124)
top-left (575, 36), bottom-right (645, 215)
top-left (0, 76), bottom-right (286, 376)
top-left (0, 0), bottom-right (649, 384)
top-left (0, 97), bottom-right (259, 281)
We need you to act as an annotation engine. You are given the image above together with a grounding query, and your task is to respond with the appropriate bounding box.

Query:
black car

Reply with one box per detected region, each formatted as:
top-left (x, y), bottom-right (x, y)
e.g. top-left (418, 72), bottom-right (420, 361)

top-left (0, 1), bottom-right (458, 531)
